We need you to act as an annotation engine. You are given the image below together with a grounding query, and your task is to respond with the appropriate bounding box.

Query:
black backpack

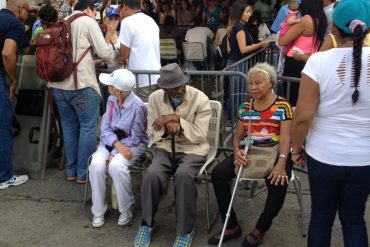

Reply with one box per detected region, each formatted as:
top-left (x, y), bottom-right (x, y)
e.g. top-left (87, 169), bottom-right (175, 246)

top-left (214, 35), bottom-right (229, 70)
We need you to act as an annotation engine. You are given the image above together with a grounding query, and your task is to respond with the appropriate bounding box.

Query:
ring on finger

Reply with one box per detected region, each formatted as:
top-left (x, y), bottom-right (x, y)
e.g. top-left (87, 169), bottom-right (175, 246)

top-left (277, 175), bottom-right (281, 178)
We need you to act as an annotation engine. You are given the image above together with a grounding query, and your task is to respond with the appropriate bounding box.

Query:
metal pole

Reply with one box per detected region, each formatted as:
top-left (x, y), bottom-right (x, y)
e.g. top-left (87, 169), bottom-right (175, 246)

top-left (218, 141), bottom-right (251, 247)
top-left (171, 135), bottom-right (177, 174)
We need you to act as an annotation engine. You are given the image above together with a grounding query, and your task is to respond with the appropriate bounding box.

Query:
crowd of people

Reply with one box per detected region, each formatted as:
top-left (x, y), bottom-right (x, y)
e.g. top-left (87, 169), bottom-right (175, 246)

top-left (1, 0), bottom-right (370, 246)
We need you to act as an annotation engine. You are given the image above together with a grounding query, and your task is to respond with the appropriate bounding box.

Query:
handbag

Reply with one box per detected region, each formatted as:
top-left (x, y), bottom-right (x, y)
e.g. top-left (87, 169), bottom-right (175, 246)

top-left (236, 99), bottom-right (279, 179)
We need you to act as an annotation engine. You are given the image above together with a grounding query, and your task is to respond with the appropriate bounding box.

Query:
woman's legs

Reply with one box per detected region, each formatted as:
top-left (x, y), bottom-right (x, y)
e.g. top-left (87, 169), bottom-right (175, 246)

top-left (108, 144), bottom-right (146, 213)
top-left (211, 155), bottom-right (238, 229)
top-left (89, 147), bottom-right (110, 217)
top-left (307, 155), bottom-right (370, 247)
top-left (245, 159), bottom-right (293, 245)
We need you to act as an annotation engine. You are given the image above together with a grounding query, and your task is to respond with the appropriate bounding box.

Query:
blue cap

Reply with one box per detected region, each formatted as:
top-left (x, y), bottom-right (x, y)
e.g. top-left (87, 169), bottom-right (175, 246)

top-left (332, 0), bottom-right (370, 34)
top-left (106, 7), bottom-right (120, 17)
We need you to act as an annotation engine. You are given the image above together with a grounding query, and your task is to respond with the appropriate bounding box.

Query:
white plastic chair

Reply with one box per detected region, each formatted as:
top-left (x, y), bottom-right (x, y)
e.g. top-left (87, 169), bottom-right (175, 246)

top-left (196, 100), bottom-right (223, 231)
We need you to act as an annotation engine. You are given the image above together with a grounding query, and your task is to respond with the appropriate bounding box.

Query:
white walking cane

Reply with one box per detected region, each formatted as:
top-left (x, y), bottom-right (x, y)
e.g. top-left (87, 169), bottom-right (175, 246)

top-left (218, 98), bottom-right (254, 247)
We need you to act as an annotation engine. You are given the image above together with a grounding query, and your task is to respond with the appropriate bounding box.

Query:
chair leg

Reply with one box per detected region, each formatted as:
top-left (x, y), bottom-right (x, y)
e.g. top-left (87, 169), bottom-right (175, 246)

top-left (83, 168), bottom-right (89, 206)
top-left (205, 172), bottom-right (210, 231)
top-left (293, 175), bottom-right (306, 237)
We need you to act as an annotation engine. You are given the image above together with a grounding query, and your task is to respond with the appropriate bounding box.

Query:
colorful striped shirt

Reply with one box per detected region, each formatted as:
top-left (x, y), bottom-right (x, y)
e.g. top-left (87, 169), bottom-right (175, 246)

top-left (238, 96), bottom-right (292, 145)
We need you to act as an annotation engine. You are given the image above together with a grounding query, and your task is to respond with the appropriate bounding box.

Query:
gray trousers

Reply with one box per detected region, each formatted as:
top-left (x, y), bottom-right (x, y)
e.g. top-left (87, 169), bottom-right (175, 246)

top-left (141, 148), bottom-right (206, 234)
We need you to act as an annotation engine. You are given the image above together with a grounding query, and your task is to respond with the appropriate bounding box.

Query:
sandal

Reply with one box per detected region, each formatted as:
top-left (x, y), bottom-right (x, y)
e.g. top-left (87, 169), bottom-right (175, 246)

top-left (242, 232), bottom-right (263, 247)
top-left (208, 225), bottom-right (241, 245)
top-left (67, 176), bottom-right (77, 181)
top-left (76, 178), bottom-right (89, 184)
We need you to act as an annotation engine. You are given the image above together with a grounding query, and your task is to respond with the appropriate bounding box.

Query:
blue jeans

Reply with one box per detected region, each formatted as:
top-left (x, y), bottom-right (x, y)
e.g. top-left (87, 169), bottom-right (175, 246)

top-left (0, 73), bottom-right (13, 182)
top-left (52, 87), bottom-right (100, 180)
top-left (307, 155), bottom-right (370, 247)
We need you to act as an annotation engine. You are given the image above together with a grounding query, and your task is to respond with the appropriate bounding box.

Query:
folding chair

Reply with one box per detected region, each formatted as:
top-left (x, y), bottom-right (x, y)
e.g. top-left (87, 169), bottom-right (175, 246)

top-left (196, 100), bottom-right (223, 231)
top-left (182, 42), bottom-right (209, 71)
top-left (160, 39), bottom-right (181, 65)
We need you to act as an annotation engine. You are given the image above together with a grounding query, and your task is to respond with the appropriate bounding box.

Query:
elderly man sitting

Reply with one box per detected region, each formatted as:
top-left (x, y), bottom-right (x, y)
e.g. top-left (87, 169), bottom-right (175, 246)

top-left (134, 63), bottom-right (212, 247)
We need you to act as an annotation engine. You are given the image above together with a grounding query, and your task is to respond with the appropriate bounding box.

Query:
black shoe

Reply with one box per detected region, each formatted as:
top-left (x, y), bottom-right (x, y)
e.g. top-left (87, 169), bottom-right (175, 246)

top-left (241, 233), bottom-right (263, 247)
top-left (208, 225), bottom-right (241, 245)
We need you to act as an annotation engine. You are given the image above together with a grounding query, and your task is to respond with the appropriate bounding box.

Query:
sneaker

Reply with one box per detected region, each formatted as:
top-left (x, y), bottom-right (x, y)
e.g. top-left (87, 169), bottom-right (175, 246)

top-left (0, 175), bottom-right (29, 190)
top-left (118, 209), bottom-right (133, 226)
top-left (92, 216), bottom-right (105, 228)
top-left (172, 229), bottom-right (195, 247)
top-left (134, 225), bottom-right (154, 247)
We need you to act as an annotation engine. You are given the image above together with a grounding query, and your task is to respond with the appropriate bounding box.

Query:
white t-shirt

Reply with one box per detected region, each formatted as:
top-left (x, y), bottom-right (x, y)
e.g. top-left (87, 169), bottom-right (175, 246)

top-left (302, 47), bottom-right (370, 166)
top-left (119, 12), bottom-right (161, 87)
top-left (185, 27), bottom-right (214, 58)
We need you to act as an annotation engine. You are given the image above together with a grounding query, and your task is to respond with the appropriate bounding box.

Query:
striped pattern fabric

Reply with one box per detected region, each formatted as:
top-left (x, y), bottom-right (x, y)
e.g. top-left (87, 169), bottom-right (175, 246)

top-left (238, 96), bottom-right (292, 145)
top-left (172, 229), bottom-right (195, 247)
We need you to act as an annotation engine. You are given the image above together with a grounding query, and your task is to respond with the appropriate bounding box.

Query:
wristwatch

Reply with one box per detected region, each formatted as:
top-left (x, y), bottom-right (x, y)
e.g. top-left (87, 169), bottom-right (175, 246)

top-left (290, 146), bottom-right (304, 155)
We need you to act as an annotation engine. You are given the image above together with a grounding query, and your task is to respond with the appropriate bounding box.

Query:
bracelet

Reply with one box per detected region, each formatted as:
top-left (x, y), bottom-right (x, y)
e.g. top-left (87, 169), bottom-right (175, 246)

top-left (279, 154), bottom-right (288, 160)
top-left (290, 146), bottom-right (304, 155)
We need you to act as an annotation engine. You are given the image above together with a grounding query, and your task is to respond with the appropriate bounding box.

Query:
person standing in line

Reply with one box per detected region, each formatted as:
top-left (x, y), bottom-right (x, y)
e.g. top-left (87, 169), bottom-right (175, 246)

top-left (49, 0), bottom-right (118, 184)
top-left (0, 0), bottom-right (30, 190)
top-left (291, 0), bottom-right (370, 246)
top-left (118, 0), bottom-right (161, 102)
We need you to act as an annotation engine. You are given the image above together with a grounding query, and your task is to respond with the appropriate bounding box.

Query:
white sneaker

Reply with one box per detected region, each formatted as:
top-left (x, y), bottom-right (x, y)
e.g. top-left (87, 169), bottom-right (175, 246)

top-left (0, 175), bottom-right (29, 190)
top-left (118, 209), bottom-right (133, 226)
top-left (92, 216), bottom-right (105, 228)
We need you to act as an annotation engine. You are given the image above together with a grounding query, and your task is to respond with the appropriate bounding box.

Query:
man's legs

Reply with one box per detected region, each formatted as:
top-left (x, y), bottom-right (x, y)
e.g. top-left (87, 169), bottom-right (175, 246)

top-left (52, 88), bottom-right (80, 178)
top-left (141, 149), bottom-right (173, 227)
top-left (173, 153), bottom-right (206, 234)
top-left (136, 85), bottom-right (158, 103)
top-left (0, 74), bottom-right (13, 182)
top-left (52, 88), bottom-right (100, 180)
top-left (73, 88), bottom-right (100, 180)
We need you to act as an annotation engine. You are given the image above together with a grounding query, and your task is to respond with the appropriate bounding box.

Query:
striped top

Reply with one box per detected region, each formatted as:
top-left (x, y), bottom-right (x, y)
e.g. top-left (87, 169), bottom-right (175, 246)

top-left (238, 96), bottom-right (292, 145)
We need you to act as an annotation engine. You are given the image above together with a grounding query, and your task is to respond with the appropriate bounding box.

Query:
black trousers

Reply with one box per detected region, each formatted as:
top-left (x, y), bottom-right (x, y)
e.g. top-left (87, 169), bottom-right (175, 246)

top-left (211, 155), bottom-right (292, 232)
top-left (282, 56), bottom-right (305, 107)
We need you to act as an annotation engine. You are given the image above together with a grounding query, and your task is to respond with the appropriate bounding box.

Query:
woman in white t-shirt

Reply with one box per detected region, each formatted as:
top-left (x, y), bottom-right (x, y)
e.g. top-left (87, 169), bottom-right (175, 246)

top-left (291, 0), bottom-right (370, 246)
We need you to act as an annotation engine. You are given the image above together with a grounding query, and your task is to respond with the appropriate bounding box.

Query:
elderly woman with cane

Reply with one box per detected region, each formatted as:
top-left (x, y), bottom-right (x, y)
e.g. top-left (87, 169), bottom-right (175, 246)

top-left (208, 63), bottom-right (293, 247)
top-left (291, 0), bottom-right (370, 246)
top-left (89, 69), bottom-right (148, 228)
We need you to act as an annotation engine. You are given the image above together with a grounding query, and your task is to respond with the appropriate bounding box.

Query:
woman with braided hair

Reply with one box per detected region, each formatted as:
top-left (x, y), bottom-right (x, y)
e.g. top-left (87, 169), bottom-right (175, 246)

top-left (291, 0), bottom-right (370, 246)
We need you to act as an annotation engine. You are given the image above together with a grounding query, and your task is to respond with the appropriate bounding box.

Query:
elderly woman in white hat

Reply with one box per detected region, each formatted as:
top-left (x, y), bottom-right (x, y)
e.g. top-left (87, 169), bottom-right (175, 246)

top-left (89, 69), bottom-right (148, 228)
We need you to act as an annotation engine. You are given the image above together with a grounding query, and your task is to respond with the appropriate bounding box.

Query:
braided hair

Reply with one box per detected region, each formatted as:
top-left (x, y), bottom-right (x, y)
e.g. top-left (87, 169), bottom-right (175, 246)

top-left (337, 24), bottom-right (366, 103)
top-left (351, 26), bottom-right (366, 103)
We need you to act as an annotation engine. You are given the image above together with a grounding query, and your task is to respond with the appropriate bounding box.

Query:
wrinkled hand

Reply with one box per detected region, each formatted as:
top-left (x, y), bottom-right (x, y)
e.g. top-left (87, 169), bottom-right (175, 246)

top-left (268, 163), bottom-right (289, 186)
top-left (153, 114), bottom-right (179, 132)
top-left (166, 121), bottom-right (182, 136)
top-left (9, 81), bottom-right (16, 102)
top-left (233, 149), bottom-right (248, 167)
top-left (116, 143), bottom-right (133, 160)
top-left (291, 152), bottom-right (306, 166)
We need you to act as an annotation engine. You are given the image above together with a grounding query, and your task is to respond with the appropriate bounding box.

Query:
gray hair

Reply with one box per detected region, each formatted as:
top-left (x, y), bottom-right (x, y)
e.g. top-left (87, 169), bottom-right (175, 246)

top-left (247, 63), bottom-right (278, 89)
